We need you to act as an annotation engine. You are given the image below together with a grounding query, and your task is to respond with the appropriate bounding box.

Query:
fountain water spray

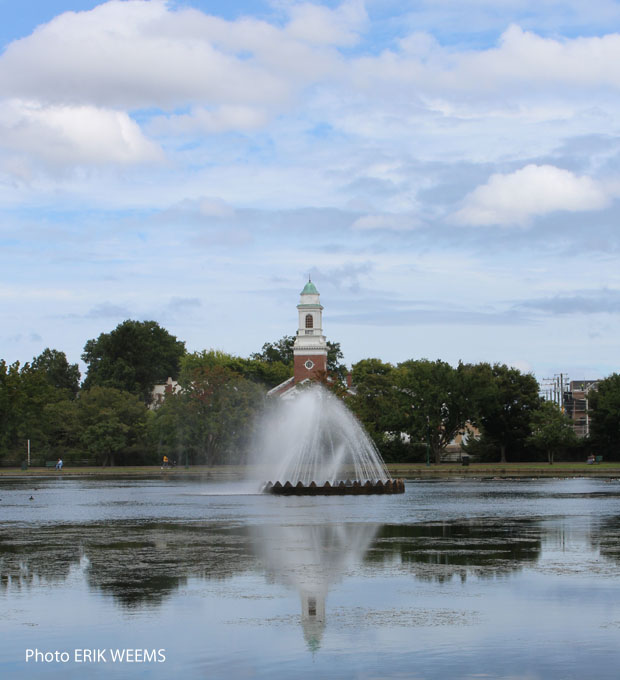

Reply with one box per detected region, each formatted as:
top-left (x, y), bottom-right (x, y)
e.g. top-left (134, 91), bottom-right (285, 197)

top-left (253, 384), bottom-right (404, 495)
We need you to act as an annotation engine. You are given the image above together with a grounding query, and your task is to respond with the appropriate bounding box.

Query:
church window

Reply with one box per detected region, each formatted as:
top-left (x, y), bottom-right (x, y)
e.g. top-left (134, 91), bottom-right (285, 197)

top-left (308, 597), bottom-right (317, 616)
top-left (305, 314), bottom-right (313, 329)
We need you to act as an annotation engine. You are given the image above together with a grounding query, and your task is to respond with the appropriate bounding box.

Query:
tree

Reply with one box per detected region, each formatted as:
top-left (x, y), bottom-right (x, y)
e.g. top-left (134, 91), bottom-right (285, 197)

top-left (150, 364), bottom-right (264, 465)
top-left (42, 399), bottom-right (81, 457)
top-left (16, 363), bottom-right (67, 453)
top-left (588, 374), bottom-right (620, 458)
top-left (0, 360), bottom-right (22, 459)
top-left (528, 400), bottom-right (577, 464)
top-left (348, 358), bottom-right (398, 438)
top-left (30, 348), bottom-right (80, 397)
top-left (251, 336), bottom-right (295, 364)
top-left (474, 363), bottom-right (541, 463)
top-left (0, 359), bottom-right (73, 463)
top-left (82, 320), bottom-right (186, 403)
top-left (326, 341), bottom-right (347, 381)
top-left (77, 386), bottom-right (148, 466)
top-left (181, 350), bottom-right (291, 390)
top-left (394, 359), bottom-right (470, 464)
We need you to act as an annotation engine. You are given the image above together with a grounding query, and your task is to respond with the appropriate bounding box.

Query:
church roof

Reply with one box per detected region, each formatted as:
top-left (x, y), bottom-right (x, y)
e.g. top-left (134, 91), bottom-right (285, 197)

top-left (301, 280), bottom-right (319, 295)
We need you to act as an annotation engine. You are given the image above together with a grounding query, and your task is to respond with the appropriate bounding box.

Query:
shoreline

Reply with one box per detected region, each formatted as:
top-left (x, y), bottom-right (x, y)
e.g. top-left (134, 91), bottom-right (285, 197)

top-left (1, 462), bottom-right (619, 480)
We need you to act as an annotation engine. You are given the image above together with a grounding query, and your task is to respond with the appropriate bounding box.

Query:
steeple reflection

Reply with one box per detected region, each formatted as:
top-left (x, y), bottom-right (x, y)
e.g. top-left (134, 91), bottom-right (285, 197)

top-left (250, 522), bottom-right (379, 651)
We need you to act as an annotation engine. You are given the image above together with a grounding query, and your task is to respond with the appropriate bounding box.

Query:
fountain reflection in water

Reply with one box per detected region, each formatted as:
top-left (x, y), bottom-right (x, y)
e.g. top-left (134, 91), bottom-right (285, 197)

top-left (252, 384), bottom-right (403, 494)
top-left (251, 522), bottom-right (379, 651)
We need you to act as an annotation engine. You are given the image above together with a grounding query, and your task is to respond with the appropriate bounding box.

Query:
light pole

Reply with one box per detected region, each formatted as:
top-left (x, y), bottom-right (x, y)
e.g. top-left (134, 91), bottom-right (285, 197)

top-left (426, 416), bottom-right (431, 467)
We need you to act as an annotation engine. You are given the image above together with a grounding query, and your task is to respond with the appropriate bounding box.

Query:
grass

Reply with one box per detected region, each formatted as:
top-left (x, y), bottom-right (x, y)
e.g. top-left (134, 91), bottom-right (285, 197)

top-left (0, 465), bottom-right (243, 478)
top-left (386, 461), bottom-right (620, 477)
top-left (0, 462), bottom-right (619, 478)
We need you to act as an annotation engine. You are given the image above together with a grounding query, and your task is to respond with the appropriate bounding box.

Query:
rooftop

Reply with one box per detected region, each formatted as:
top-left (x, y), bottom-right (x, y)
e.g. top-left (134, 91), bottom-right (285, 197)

top-left (301, 280), bottom-right (319, 295)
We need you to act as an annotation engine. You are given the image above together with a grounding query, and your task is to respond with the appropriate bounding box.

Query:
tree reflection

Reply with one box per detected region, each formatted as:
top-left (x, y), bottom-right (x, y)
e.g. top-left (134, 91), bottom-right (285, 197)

top-left (367, 519), bottom-right (542, 582)
top-left (589, 516), bottom-right (620, 565)
top-left (0, 522), bottom-right (252, 607)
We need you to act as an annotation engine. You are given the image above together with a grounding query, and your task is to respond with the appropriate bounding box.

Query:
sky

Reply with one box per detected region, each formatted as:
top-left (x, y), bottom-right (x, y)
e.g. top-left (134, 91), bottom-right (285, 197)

top-left (1, 0), bottom-right (620, 383)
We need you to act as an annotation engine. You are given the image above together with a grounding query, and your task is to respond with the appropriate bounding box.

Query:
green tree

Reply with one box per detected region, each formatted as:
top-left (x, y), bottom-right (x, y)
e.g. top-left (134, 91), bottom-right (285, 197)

top-left (0, 360), bottom-right (22, 459)
top-left (251, 336), bottom-right (295, 364)
top-left (16, 363), bottom-right (67, 453)
top-left (150, 364), bottom-right (264, 465)
top-left (394, 359), bottom-right (470, 464)
top-left (589, 374), bottom-right (620, 458)
top-left (474, 363), bottom-right (541, 463)
top-left (181, 350), bottom-right (291, 390)
top-left (0, 358), bottom-right (76, 462)
top-left (82, 320), bottom-right (186, 403)
top-left (527, 400), bottom-right (578, 464)
top-left (77, 386), bottom-right (149, 466)
top-left (326, 341), bottom-right (347, 381)
top-left (30, 348), bottom-right (80, 397)
top-left (43, 399), bottom-right (81, 458)
top-left (348, 358), bottom-right (398, 440)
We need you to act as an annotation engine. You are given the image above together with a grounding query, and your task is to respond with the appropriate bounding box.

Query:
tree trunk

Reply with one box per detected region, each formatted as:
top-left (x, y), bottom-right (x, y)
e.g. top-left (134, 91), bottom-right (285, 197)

top-left (548, 449), bottom-right (553, 465)
top-left (500, 444), bottom-right (507, 463)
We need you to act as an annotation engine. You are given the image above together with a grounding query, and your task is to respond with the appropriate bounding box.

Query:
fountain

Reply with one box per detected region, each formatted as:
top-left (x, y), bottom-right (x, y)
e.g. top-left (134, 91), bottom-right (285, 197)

top-left (254, 384), bottom-right (405, 495)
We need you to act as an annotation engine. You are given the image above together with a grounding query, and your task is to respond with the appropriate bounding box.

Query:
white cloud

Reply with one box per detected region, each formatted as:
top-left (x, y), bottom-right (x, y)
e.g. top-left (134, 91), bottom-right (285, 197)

top-left (348, 24), bottom-right (620, 121)
top-left (454, 164), bottom-right (611, 226)
top-left (2, 1), bottom-right (620, 176)
top-left (0, 99), bottom-right (162, 167)
top-left (286, 0), bottom-right (368, 46)
top-left (0, 0), bottom-right (342, 111)
top-left (148, 106), bottom-right (269, 136)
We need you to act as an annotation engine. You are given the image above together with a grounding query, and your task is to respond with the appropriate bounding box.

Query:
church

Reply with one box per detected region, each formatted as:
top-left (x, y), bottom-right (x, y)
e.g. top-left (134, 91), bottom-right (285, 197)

top-left (267, 279), bottom-right (329, 399)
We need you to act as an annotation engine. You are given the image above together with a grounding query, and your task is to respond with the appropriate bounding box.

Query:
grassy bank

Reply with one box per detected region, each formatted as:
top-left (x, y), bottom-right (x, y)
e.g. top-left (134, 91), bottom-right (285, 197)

top-left (1, 462), bottom-right (619, 479)
top-left (387, 462), bottom-right (620, 478)
top-left (0, 465), bottom-right (244, 479)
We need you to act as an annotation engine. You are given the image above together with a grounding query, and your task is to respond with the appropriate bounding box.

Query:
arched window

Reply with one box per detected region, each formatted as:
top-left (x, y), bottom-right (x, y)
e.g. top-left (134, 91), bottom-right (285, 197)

top-left (305, 314), bottom-right (313, 329)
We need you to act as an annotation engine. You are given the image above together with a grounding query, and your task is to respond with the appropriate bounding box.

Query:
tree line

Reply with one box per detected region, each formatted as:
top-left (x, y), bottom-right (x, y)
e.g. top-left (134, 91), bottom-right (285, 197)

top-left (1, 319), bottom-right (618, 466)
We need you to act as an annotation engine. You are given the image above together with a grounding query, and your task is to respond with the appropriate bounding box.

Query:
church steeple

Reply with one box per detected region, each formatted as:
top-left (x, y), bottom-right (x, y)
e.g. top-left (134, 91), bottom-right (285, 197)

top-left (293, 278), bottom-right (327, 382)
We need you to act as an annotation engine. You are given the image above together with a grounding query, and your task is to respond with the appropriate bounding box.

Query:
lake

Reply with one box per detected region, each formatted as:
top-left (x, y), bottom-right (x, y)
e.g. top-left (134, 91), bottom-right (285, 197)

top-left (1, 476), bottom-right (620, 679)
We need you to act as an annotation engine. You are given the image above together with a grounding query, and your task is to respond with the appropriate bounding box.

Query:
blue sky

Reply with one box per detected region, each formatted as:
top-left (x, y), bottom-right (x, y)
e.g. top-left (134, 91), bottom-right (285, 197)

top-left (2, 0), bottom-right (620, 382)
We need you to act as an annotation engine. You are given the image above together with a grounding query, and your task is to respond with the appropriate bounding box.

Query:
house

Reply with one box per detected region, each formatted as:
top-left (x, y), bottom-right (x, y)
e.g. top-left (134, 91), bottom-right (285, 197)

top-left (151, 376), bottom-right (181, 409)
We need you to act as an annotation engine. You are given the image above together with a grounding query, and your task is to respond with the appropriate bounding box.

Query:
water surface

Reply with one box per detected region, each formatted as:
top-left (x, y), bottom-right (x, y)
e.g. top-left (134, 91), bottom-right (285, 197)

top-left (1, 477), bottom-right (620, 679)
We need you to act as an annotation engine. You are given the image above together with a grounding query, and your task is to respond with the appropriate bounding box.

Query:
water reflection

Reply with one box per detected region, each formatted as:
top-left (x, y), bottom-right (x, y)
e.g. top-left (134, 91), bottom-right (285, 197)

top-left (368, 519), bottom-right (542, 582)
top-left (3, 479), bottom-right (620, 680)
top-left (250, 523), bottom-right (378, 650)
top-left (0, 522), bottom-right (253, 607)
top-left (590, 516), bottom-right (620, 564)
top-left (2, 515), bottom-right (619, 615)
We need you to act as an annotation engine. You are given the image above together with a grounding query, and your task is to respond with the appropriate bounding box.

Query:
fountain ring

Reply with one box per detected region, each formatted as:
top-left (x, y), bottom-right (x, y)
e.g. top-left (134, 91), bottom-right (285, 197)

top-left (263, 479), bottom-right (405, 495)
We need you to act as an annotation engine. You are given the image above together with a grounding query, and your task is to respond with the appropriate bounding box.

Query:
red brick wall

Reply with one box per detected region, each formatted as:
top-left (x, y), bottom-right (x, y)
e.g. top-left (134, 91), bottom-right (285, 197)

top-left (294, 353), bottom-right (327, 383)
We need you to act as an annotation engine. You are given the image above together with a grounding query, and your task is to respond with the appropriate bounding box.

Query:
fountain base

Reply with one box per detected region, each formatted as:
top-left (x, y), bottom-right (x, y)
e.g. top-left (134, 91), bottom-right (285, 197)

top-left (263, 479), bottom-right (405, 495)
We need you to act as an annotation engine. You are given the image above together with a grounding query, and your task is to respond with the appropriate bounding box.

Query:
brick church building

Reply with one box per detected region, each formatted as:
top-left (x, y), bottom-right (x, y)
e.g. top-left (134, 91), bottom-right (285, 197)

top-left (268, 279), bottom-right (328, 399)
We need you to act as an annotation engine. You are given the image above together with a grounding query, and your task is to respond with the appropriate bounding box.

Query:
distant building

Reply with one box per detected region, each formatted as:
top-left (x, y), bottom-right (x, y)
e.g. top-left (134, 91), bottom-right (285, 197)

top-left (151, 376), bottom-right (181, 409)
top-left (269, 279), bottom-right (329, 399)
top-left (563, 380), bottom-right (599, 438)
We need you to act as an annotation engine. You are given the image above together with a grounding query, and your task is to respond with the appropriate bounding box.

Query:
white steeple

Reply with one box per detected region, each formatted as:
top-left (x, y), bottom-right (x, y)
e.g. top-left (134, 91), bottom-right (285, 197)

top-left (293, 278), bottom-right (327, 380)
